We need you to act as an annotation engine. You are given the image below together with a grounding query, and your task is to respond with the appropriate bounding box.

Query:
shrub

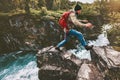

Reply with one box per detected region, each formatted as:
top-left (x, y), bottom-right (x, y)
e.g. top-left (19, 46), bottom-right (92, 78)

top-left (40, 7), bottom-right (47, 15)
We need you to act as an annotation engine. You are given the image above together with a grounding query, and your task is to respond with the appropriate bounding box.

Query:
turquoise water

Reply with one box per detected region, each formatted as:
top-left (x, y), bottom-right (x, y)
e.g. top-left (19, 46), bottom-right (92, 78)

top-left (0, 51), bottom-right (39, 80)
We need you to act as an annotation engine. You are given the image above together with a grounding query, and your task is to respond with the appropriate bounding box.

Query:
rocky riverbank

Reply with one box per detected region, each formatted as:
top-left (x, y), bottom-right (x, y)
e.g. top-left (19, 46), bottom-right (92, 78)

top-left (37, 46), bottom-right (120, 80)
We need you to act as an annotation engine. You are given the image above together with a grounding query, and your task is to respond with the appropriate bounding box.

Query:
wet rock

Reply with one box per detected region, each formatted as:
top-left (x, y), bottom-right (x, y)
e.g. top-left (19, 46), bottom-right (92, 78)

top-left (91, 46), bottom-right (120, 68)
top-left (37, 46), bottom-right (103, 80)
top-left (77, 62), bottom-right (103, 80)
top-left (37, 46), bottom-right (79, 80)
top-left (91, 46), bottom-right (120, 80)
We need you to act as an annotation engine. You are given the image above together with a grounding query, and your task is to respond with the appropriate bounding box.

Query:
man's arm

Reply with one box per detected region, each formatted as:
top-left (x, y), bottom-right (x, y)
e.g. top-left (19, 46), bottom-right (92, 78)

top-left (79, 20), bottom-right (88, 23)
top-left (69, 13), bottom-right (93, 28)
top-left (69, 13), bottom-right (86, 27)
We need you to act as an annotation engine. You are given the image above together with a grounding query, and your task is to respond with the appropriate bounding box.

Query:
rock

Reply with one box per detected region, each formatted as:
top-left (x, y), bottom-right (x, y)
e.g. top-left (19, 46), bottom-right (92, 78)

top-left (91, 46), bottom-right (120, 68)
top-left (91, 46), bottom-right (120, 80)
top-left (37, 46), bottom-right (103, 80)
top-left (77, 62), bottom-right (103, 80)
top-left (37, 46), bottom-right (80, 80)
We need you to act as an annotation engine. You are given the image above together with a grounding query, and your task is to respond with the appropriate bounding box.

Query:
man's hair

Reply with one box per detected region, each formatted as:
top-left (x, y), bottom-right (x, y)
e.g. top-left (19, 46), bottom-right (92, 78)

top-left (74, 4), bottom-right (82, 11)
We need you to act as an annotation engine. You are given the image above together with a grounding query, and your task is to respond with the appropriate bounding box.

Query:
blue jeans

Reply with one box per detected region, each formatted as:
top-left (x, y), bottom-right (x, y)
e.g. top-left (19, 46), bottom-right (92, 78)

top-left (57, 29), bottom-right (87, 48)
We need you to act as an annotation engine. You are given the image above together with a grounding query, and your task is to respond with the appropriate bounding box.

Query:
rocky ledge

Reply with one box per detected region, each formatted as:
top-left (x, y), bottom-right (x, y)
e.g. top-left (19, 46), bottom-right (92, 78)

top-left (37, 46), bottom-right (120, 80)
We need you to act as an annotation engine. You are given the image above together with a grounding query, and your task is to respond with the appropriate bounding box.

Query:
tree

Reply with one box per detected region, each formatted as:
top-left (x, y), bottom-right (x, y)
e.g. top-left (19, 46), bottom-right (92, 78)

top-left (45, 0), bottom-right (53, 10)
top-left (38, 0), bottom-right (46, 9)
top-left (60, 0), bottom-right (71, 10)
top-left (24, 0), bottom-right (30, 14)
top-left (0, 0), bottom-right (14, 12)
top-left (93, 0), bottom-right (110, 24)
top-left (29, 0), bottom-right (38, 9)
top-left (52, 0), bottom-right (58, 10)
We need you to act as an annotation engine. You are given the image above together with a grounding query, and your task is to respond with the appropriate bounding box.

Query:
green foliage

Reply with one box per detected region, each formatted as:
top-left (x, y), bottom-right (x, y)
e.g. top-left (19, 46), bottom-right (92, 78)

top-left (0, 0), bottom-right (13, 12)
top-left (92, 0), bottom-right (110, 24)
top-left (107, 24), bottom-right (120, 46)
top-left (38, 0), bottom-right (46, 8)
top-left (47, 10), bottom-right (63, 19)
top-left (24, 0), bottom-right (30, 14)
top-left (59, 0), bottom-right (71, 10)
top-left (40, 7), bottom-right (48, 15)
top-left (81, 3), bottom-right (96, 15)
top-left (29, 0), bottom-right (38, 9)
top-left (44, 0), bottom-right (53, 10)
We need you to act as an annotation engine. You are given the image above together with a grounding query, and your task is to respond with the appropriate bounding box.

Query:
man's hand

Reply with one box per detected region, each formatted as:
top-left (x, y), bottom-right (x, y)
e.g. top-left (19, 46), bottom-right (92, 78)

top-left (85, 23), bottom-right (93, 29)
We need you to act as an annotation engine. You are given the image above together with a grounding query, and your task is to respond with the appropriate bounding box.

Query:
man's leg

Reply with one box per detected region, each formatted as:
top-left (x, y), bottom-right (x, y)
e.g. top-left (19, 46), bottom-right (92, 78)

top-left (55, 33), bottom-right (70, 51)
top-left (69, 29), bottom-right (87, 46)
top-left (69, 29), bottom-right (93, 50)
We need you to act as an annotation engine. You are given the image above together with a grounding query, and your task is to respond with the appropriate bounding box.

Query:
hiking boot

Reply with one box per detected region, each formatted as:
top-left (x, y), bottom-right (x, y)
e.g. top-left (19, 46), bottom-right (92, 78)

top-left (85, 45), bottom-right (93, 50)
top-left (55, 47), bottom-right (63, 52)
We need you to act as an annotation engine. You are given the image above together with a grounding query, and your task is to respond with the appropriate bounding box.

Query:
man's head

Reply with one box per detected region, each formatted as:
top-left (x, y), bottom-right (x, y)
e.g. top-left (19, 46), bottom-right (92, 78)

top-left (74, 4), bottom-right (82, 14)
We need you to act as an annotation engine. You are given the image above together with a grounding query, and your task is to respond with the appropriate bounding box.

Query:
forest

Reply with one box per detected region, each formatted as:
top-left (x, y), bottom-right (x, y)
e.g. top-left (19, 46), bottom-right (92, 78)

top-left (0, 0), bottom-right (120, 24)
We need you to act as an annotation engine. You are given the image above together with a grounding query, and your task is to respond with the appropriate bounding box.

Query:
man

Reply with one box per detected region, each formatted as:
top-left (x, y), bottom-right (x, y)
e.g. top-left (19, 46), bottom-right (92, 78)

top-left (55, 4), bottom-right (93, 51)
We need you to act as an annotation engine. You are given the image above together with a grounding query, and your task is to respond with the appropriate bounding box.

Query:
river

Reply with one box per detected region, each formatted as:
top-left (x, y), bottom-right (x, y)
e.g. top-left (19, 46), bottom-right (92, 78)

top-left (0, 51), bottom-right (39, 80)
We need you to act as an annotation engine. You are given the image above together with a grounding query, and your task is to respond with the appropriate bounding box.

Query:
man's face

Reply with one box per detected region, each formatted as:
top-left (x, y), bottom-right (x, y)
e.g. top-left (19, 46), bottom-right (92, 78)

top-left (77, 10), bottom-right (81, 15)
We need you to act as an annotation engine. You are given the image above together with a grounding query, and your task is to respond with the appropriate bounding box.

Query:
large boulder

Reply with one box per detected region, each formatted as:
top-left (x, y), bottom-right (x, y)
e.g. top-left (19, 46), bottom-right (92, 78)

top-left (77, 62), bottom-right (103, 80)
top-left (91, 46), bottom-right (120, 80)
top-left (37, 46), bottom-right (103, 80)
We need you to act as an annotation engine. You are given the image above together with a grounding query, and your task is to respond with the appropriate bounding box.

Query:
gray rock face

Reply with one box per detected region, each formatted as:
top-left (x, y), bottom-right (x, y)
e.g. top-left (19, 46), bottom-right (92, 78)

top-left (77, 63), bottom-right (103, 80)
top-left (37, 46), bottom-right (103, 80)
top-left (91, 46), bottom-right (120, 80)
top-left (37, 46), bottom-right (79, 80)
top-left (91, 46), bottom-right (120, 68)
top-left (0, 15), bottom-right (62, 53)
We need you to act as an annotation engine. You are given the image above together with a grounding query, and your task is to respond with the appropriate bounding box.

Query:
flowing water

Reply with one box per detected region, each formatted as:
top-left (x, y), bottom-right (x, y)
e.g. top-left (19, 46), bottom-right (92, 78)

top-left (0, 51), bottom-right (39, 80)
top-left (70, 24), bottom-right (111, 60)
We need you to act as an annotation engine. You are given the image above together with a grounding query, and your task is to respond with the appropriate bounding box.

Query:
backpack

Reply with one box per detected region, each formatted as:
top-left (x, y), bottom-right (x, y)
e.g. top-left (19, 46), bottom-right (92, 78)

top-left (59, 11), bottom-right (73, 29)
